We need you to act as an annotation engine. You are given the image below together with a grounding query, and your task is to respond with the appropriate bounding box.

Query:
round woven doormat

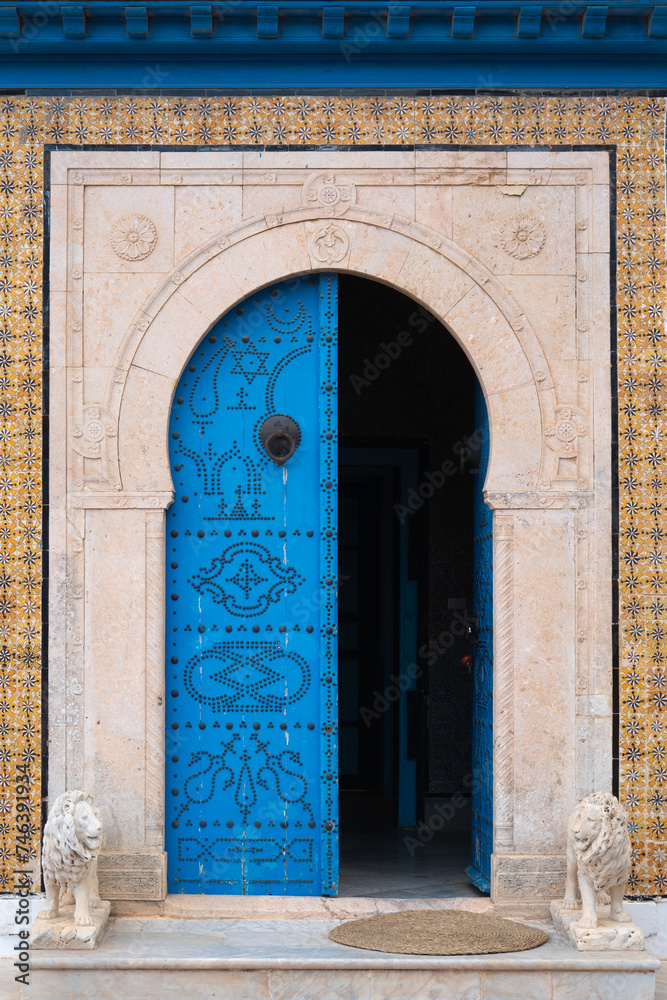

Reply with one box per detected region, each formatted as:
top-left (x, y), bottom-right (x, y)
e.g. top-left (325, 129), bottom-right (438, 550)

top-left (329, 909), bottom-right (549, 956)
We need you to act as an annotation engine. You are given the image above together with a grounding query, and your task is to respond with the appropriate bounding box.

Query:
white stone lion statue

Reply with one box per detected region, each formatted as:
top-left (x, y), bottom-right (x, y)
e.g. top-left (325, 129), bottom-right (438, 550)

top-left (38, 790), bottom-right (103, 927)
top-left (562, 791), bottom-right (632, 929)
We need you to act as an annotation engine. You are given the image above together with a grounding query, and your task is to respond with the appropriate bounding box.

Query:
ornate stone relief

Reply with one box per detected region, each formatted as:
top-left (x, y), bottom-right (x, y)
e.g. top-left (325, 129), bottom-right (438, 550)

top-left (105, 194), bottom-right (580, 501)
top-left (70, 406), bottom-right (120, 490)
top-left (493, 514), bottom-right (515, 852)
top-left (96, 851), bottom-right (166, 901)
top-left (498, 213), bottom-right (546, 259)
top-left (541, 404), bottom-right (590, 490)
top-left (110, 214), bottom-right (157, 261)
top-left (302, 172), bottom-right (356, 216)
top-left (544, 407), bottom-right (588, 457)
top-left (71, 406), bottom-right (116, 455)
top-left (68, 493), bottom-right (173, 509)
top-left (33, 790), bottom-right (110, 949)
top-left (144, 512), bottom-right (166, 849)
top-left (51, 148), bottom-right (610, 907)
top-left (485, 491), bottom-right (593, 510)
top-left (311, 223), bottom-right (350, 263)
top-left (551, 793), bottom-right (643, 951)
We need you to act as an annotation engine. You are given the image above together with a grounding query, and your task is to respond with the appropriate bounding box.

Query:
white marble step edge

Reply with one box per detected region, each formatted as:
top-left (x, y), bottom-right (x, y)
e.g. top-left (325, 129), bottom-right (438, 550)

top-left (21, 917), bottom-right (662, 974)
top-left (1, 895), bottom-right (666, 961)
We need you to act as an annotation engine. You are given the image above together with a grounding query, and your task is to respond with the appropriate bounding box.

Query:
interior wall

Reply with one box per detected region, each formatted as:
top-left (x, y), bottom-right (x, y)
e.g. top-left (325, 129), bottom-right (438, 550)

top-left (338, 275), bottom-right (476, 797)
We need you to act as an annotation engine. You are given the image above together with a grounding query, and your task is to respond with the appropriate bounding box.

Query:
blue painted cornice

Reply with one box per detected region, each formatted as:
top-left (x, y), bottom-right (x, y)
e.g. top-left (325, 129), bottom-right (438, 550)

top-left (0, 2), bottom-right (666, 89)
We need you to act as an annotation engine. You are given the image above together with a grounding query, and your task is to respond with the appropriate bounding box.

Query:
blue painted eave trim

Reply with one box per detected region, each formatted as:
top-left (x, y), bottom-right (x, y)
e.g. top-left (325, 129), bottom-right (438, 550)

top-left (3, 2), bottom-right (667, 50)
top-left (1, 2), bottom-right (667, 87)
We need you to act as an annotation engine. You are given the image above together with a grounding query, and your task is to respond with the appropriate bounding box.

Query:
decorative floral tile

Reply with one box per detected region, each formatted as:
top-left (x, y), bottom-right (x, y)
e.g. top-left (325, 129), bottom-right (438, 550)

top-left (0, 95), bottom-right (662, 896)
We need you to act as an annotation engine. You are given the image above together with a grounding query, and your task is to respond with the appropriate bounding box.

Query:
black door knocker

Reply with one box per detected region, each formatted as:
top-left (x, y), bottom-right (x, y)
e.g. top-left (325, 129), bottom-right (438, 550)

top-left (259, 414), bottom-right (302, 466)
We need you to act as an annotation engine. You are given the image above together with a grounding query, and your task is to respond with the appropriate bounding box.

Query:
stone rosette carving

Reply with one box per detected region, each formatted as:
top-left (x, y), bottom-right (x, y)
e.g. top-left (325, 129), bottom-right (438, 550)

top-left (110, 213), bottom-right (157, 261)
top-left (311, 223), bottom-right (349, 264)
top-left (303, 172), bottom-right (355, 217)
top-left (33, 790), bottom-right (110, 949)
top-left (71, 405), bottom-right (117, 461)
top-left (550, 792), bottom-right (642, 951)
top-left (544, 405), bottom-right (587, 457)
top-left (498, 213), bottom-right (546, 259)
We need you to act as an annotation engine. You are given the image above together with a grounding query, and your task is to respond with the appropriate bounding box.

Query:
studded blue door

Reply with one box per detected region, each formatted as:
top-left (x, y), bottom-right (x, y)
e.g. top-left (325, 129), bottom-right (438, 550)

top-left (165, 274), bottom-right (338, 895)
top-left (467, 382), bottom-right (493, 893)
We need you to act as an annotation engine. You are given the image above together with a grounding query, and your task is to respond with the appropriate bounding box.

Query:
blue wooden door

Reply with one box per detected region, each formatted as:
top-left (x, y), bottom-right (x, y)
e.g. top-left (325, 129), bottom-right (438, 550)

top-left (165, 274), bottom-right (338, 895)
top-left (467, 382), bottom-right (493, 893)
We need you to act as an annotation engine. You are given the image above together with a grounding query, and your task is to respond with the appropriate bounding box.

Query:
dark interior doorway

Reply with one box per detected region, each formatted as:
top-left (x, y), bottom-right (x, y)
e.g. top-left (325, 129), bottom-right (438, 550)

top-left (337, 465), bottom-right (393, 798)
top-left (336, 274), bottom-right (484, 898)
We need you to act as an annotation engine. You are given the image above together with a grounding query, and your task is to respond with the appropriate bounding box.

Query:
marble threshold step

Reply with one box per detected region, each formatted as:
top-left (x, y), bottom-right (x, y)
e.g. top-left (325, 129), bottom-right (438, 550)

top-left (111, 893), bottom-right (500, 920)
top-left (27, 911), bottom-right (661, 1000)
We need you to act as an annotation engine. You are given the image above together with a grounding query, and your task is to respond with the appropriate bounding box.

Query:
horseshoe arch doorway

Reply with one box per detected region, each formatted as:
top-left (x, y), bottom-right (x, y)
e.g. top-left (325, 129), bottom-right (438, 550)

top-left (163, 272), bottom-right (491, 896)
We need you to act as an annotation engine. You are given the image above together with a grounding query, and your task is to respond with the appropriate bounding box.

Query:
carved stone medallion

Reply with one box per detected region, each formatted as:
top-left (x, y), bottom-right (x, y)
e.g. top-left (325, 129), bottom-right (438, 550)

top-left (311, 223), bottom-right (349, 263)
top-left (498, 214), bottom-right (546, 259)
top-left (110, 214), bottom-right (157, 261)
top-left (303, 172), bottom-right (356, 217)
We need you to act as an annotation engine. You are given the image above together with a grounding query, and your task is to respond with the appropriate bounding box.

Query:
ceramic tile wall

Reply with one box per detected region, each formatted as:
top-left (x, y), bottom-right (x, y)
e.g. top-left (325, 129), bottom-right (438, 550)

top-left (0, 94), bottom-right (662, 896)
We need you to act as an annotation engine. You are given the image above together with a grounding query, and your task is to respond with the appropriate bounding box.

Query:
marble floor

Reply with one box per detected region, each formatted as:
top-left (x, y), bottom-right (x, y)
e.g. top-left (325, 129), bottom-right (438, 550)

top-left (338, 792), bottom-right (483, 899)
top-left (24, 915), bottom-right (661, 1000)
top-left (657, 964), bottom-right (667, 999)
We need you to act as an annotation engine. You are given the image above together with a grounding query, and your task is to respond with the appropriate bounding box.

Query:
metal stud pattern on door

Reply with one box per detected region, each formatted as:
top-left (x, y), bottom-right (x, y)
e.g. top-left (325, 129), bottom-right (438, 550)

top-left (165, 274), bottom-right (338, 895)
top-left (467, 383), bottom-right (493, 893)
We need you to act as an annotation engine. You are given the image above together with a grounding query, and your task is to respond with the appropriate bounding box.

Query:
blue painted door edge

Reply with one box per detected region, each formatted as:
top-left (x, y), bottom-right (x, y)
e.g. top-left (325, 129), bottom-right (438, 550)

top-left (466, 380), bottom-right (493, 895)
top-left (165, 272), bottom-right (338, 896)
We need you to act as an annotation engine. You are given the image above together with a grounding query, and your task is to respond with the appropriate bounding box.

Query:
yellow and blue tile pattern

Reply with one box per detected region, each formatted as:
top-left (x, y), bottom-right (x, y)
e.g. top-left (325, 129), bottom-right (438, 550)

top-left (0, 95), bottom-right (662, 896)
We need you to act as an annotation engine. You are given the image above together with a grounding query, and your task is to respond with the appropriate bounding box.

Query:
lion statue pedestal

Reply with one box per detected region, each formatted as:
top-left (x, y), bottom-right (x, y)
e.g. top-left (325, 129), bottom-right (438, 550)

top-left (31, 790), bottom-right (110, 950)
top-left (550, 792), bottom-right (644, 951)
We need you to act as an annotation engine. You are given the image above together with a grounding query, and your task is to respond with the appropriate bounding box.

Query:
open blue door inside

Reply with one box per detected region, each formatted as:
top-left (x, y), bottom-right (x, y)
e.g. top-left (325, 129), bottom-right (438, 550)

top-left (466, 382), bottom-right (493, 893)
top-left (165, 274), bottom-right (338, 895)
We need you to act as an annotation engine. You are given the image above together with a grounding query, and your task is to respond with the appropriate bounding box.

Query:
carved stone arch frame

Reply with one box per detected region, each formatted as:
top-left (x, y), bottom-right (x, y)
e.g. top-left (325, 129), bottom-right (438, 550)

top-left (48, 149), bottom-right (611, 903)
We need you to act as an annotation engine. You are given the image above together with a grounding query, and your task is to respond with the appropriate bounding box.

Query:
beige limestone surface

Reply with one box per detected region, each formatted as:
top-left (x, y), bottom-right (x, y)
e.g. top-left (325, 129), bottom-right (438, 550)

top-left (31, 901), bottom-right (111, 950)
top-left (551, 900), bottom-right (645, 952)
top-left (25, 915), bottom-right (659, 1000)
top-left (48, 148), bottom-right (612, 905)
